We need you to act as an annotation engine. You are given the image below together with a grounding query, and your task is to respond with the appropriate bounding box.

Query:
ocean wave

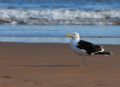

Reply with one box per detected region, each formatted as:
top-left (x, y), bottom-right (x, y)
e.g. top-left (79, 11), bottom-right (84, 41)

top-left (0, 8), bottom-right (120, 25)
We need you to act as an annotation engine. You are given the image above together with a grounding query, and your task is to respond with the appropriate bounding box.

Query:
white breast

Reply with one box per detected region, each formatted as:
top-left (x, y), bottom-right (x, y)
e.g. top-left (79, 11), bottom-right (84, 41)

top-left (70, 40), bottom-right (87, 55)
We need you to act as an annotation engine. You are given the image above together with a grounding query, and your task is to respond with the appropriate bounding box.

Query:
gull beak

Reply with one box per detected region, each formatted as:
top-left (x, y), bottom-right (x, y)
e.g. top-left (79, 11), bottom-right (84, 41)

top-left (66, 34), bottom-right (73, 38)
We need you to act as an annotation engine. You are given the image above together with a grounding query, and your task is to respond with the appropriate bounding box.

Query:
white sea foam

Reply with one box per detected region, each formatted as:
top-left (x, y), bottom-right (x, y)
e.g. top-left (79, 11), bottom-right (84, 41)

top-left (0, 8), bottom-right (120, 25)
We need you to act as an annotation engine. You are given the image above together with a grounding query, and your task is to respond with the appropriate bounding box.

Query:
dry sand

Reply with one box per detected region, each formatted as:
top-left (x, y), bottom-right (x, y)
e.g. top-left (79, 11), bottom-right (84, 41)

top-left (0, 43), bottom-right (120, 87)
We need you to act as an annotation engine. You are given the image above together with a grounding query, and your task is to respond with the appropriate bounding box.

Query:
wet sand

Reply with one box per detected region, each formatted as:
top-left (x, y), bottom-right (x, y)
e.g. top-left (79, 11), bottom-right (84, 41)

top-left (0, 43), bottom-right (120, 87)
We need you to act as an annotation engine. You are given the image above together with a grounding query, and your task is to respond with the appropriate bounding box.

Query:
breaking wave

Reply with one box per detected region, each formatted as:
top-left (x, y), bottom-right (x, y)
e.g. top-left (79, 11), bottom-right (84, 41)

top-left (0, 8), bottom-right (120, 25)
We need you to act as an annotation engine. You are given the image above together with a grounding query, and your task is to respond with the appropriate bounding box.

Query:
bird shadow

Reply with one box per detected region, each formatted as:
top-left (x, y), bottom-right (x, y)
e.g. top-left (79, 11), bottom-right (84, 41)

top-left (8, 64), bottom-right (80, 67)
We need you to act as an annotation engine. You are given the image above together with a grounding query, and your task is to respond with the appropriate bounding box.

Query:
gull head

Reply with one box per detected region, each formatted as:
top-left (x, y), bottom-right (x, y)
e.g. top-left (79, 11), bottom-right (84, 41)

top-left (66, 32), bottom-right (80, 40)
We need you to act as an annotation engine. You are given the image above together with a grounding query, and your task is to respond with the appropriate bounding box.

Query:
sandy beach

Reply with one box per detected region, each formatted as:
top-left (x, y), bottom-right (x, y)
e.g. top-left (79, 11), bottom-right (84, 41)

top-left (0, 43), bottom-right (120, 87)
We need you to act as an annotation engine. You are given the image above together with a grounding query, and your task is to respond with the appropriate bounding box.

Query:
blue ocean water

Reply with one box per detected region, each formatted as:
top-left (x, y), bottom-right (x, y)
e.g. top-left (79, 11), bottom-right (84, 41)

top-left (0, 25), bottom-right (120, 44)
top-left (0, 0), bottom-right (119, 44)
top-left (0, 0), bottom-right (120, 9)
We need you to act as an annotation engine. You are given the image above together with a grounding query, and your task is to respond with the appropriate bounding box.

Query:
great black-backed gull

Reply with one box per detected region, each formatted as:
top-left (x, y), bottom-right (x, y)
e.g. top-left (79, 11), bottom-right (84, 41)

top-left (66, 32), bottom-right (112, 65)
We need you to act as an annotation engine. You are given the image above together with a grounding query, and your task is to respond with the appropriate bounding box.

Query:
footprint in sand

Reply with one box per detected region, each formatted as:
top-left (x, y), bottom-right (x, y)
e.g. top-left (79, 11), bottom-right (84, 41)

top-left (23, 79), bottom-right (38, 85)
top-left (1, 75), bottom-right (12, 78)
top-left (96, 83), bottom-right (107, 86)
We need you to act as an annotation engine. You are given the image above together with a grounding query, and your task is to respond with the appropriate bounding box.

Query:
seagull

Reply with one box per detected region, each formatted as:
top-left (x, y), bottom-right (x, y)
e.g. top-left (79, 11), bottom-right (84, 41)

top-left (66, 32), bottom-right (112, 65)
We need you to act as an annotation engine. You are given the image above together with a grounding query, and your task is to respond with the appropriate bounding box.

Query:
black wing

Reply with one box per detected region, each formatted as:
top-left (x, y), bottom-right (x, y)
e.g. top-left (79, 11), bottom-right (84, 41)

top-left (77, 40), bottom-right (102, 54)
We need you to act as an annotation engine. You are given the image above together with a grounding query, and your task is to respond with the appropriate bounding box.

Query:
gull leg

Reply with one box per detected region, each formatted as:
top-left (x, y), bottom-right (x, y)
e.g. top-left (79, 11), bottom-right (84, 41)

top-left (83, 56), bottom-right (86, 65)
top-left (79, 56), bottom-right (86, 66)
